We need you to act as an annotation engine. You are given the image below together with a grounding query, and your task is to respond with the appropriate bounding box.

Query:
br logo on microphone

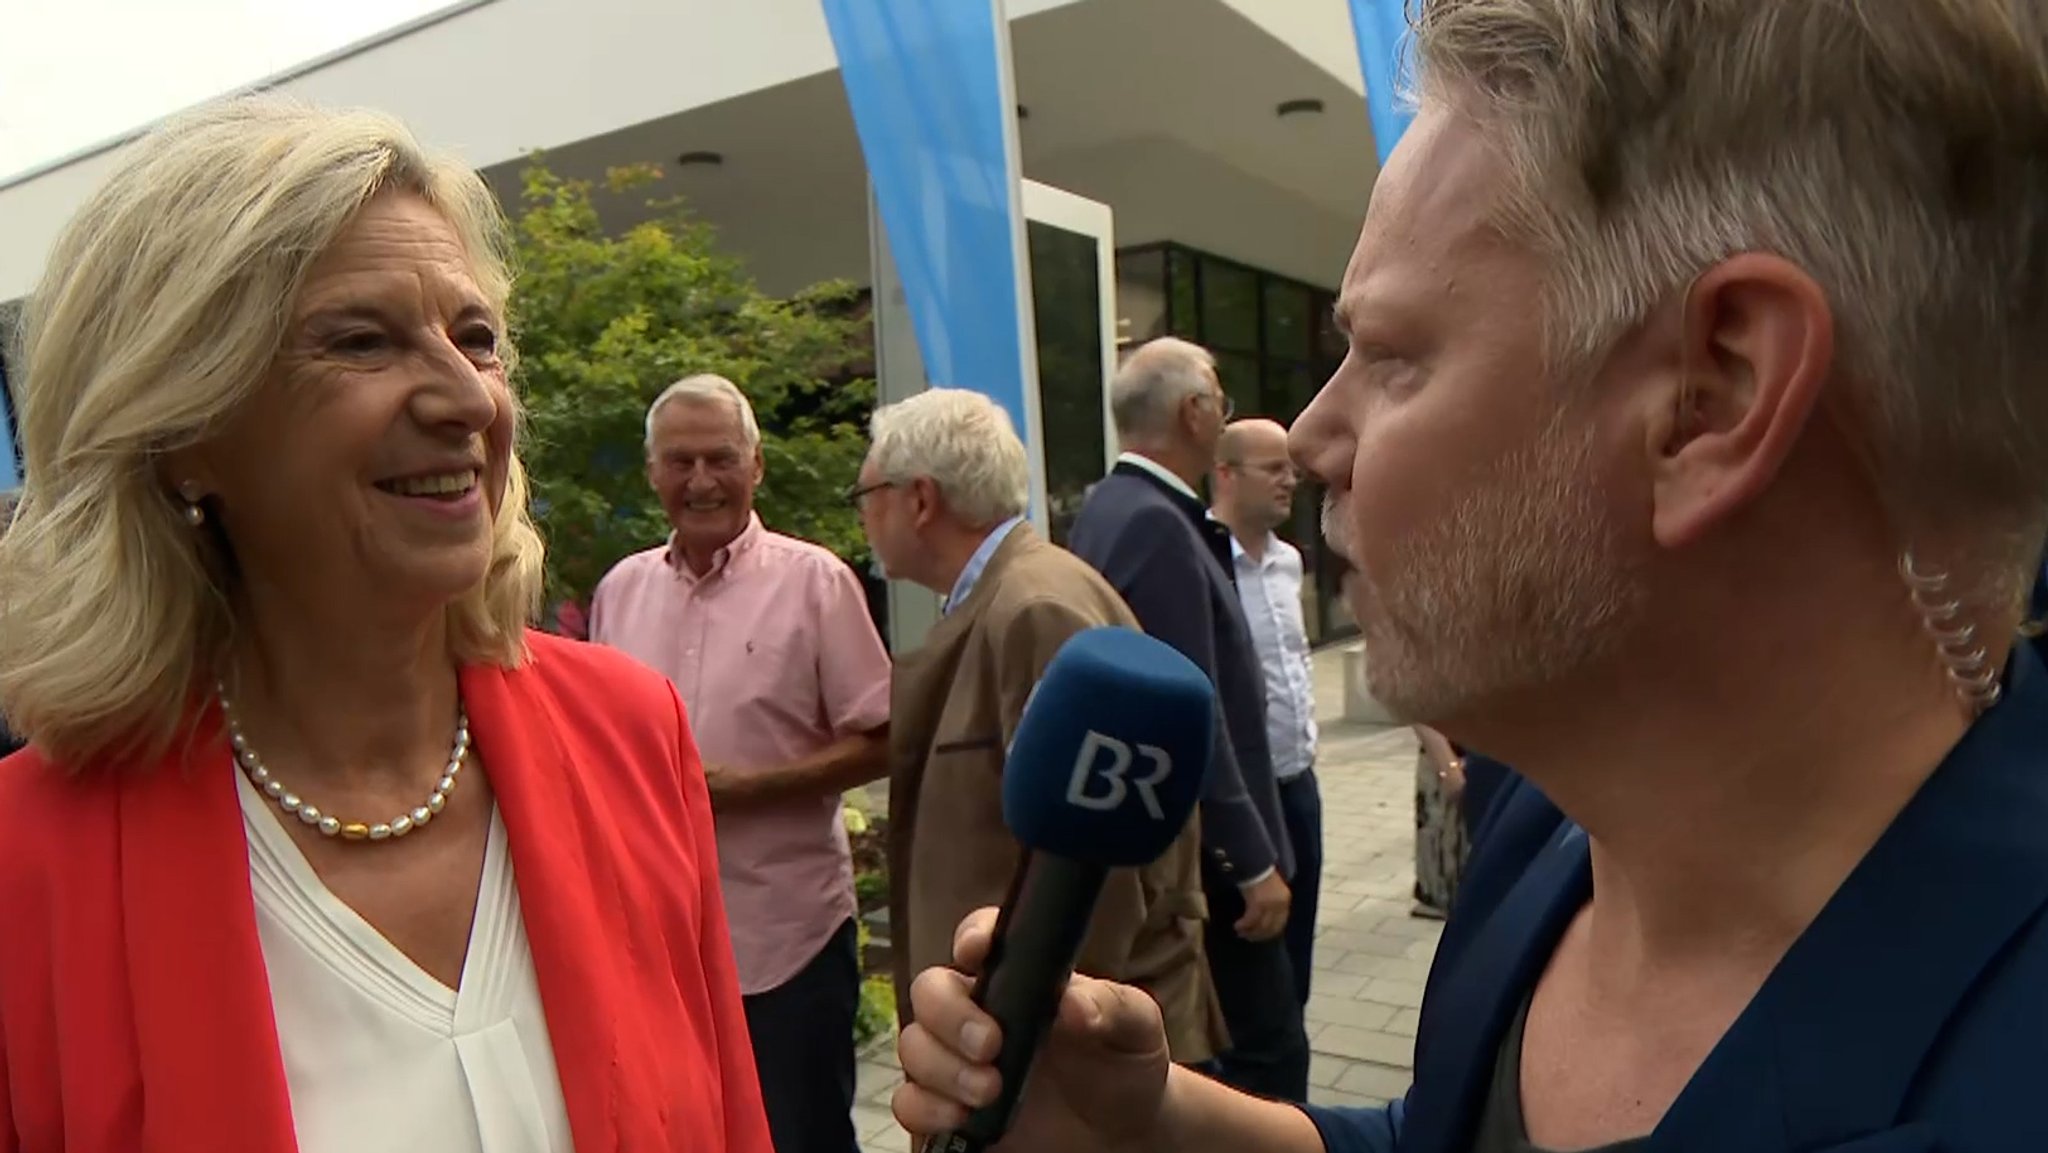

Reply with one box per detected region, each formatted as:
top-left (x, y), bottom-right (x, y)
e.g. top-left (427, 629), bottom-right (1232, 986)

top-left (1002, 627), bottom-right (1215, 869)
top-left (1065, 731), bottom-right (1171, 820)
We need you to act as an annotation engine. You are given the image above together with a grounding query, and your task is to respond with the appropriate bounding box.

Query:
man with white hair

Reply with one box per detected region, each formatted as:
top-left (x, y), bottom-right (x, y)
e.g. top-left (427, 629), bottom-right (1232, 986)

top-left (886, 2), bottom-right (2048, 1151)
top-left (1068, 337), bottom-right (1308, 1102)
top-left (855, 385), bottom-right (1226, 1073)
top-left (591, 373), bottom-right (891, 1153)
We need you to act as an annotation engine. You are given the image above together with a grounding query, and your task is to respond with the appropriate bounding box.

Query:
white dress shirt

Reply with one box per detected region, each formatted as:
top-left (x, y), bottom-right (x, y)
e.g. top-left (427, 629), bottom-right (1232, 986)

top-left (1229, 531), bottom-right (1319, 779)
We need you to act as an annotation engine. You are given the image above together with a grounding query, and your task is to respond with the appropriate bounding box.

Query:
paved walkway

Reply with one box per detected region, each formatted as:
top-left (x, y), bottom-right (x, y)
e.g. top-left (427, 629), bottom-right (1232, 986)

top-left (851, 645), bottom-right (1436, 1147)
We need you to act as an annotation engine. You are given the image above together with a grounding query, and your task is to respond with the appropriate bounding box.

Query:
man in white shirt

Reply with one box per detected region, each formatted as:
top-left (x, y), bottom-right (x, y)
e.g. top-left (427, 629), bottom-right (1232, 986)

top-left (1211, 417), bottom-right (1322, 1006)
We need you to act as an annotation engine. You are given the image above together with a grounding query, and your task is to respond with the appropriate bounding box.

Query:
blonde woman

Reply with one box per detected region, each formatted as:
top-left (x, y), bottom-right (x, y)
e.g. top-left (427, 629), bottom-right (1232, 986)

top-left (0, 98), bottom-right (772, 1153)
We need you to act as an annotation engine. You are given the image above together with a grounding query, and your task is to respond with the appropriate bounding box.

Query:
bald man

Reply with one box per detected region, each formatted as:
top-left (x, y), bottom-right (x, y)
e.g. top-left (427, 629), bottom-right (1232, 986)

top-left (1211, 418), bottom-right (1322, 1005)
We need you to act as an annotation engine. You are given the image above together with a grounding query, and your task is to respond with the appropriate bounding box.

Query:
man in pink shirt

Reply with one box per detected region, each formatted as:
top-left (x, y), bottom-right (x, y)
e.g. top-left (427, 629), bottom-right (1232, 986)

top-left (589, 373), bottom-right (892, 1153)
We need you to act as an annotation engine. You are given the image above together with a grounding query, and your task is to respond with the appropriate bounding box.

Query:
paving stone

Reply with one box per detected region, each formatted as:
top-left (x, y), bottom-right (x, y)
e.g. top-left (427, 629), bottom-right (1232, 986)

top-left (1310, 1052), bottom-right (1354, 1090)
top-left (1313, 947), bottom-right (1353, 973)
top-left (1306, 994), bottom-right (1398, 1032)
top-left (1327, 952), bottom-right (1433, 985)
top-left (1335, 1060), bottom-right (1416, 1101)
top-left (1317, 929), bottom-right (1424, 959)
top-left (1360, 976), bottom-right (1429, 1009)
top-left (1316, 1024), bottom-right (1417, 1067)
top-left (853, 1102), bottom-right (904, 1147)
top-left (1371, 912), bottom-right (1450, 941)
top-left (1311, 969), bottom-right (1372, 1000)
top-left (856, 1058), bottom-right (903, 1104)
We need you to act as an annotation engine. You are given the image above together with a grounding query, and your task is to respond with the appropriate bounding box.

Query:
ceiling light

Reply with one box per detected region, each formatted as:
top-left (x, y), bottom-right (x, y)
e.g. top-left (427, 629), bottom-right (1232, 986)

top-left (1276, 99), bottom-right (1325, 118)
top-left (676, 151), bottom-right (724, 167)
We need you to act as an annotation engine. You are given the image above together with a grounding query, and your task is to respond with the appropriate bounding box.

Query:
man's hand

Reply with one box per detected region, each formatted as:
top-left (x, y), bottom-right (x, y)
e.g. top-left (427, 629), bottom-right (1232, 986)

top-left (1234, 871), bottom-right (1290, 941)
top-left (893, 909), bottom-right (1175, 1151)
top-left (700, 763), bottom-right (753, 811)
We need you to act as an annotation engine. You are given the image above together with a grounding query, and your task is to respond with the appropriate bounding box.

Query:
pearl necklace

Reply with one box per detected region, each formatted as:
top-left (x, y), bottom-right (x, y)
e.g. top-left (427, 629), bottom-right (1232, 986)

top-left (218, 681), bottom-right (469, 843)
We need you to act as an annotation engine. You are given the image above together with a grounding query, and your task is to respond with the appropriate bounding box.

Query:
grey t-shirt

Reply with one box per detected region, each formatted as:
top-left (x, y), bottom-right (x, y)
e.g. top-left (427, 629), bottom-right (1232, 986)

top-left (1467, 995), bottom-right (1651, 1153)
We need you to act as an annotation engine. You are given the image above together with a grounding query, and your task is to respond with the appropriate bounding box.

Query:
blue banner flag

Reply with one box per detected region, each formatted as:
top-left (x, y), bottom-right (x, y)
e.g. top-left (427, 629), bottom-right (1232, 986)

top-left (1349, 0), bottom-right (1417, 164)
top-left (819, 0), bottom-right (1036, 445)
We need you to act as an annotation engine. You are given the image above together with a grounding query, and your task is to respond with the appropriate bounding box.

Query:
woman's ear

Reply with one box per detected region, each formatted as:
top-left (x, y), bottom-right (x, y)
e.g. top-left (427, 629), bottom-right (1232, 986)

top-left (155, 448), bottom-right (216, 507)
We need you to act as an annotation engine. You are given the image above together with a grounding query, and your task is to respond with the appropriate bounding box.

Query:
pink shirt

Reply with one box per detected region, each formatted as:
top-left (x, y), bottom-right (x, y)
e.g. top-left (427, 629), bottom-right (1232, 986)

top-left (589, 513), bottom-right (891, 994)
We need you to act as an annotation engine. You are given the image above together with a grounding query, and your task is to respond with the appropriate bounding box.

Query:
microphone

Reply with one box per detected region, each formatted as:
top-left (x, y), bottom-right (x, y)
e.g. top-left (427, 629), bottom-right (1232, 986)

top-left (922, 625), bottom-right (1214, 1153)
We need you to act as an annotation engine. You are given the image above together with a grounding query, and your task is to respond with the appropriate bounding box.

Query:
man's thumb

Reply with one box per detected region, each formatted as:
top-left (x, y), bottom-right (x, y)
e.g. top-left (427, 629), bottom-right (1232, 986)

top-left (1062, 977), bottom-right (1165, 1055)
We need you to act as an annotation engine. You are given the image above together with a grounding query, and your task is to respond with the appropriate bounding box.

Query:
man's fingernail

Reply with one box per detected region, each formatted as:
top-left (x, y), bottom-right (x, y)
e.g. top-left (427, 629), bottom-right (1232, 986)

top-left (956, 1067), bottom-right (994, 1105)
top-left (960, 1020), bottom-right (992, 1056)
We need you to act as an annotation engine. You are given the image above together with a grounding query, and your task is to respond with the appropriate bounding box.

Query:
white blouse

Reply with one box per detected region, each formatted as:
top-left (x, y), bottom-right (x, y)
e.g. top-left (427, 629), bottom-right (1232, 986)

top-left (236, 766), bottom-right (575, 1153)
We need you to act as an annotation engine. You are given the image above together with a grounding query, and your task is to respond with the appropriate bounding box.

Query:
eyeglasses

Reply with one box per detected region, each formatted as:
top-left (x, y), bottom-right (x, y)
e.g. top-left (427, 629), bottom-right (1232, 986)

top-left (843, 480), bottom-right (895, 507)
top-left (1212, 392), bottom-right (1237, 419)
top-left (1223, 459), bottom-right (1304, 483)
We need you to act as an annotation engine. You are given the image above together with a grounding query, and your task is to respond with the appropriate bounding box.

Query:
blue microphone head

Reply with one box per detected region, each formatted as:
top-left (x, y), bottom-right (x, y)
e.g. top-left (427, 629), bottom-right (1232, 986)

top-left (1002, 626), bottom-right (1215, 867)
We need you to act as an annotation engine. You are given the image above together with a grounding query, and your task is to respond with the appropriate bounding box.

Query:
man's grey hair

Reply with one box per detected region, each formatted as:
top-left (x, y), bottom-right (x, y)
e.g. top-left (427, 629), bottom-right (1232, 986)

top-left (645, 373), bottom-right (760, 449)
top-left (1111, 337), bottom-right (1216, 441)
top-left (868, 388), bottom-right (1031, 527)
top-left (1411, 0), bottom-right (2048, 593)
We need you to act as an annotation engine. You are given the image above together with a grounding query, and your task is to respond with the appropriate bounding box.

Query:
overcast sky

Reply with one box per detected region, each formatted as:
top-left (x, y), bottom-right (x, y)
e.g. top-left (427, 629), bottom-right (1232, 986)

top-left (0, 0), bottom-right (451, 180)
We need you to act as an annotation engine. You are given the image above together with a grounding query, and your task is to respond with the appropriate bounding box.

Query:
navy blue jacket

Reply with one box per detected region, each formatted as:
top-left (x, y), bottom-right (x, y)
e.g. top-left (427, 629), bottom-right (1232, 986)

top-left (1306, 642), bottom-right (2048, 1153)
top-left (1068, 462), bottom-right (1291, 883)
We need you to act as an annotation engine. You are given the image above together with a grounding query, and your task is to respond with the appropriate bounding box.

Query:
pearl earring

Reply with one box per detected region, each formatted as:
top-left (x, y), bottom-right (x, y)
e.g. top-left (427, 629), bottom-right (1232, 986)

top-left (177, 482), bottom-right (205, 527)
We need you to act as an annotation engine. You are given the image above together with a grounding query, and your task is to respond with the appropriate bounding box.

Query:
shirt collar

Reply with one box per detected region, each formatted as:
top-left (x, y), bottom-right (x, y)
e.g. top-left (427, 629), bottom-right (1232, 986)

top-left (666, 511), bottom-right (764, 579)
top-left (1115, 451), bottom-right (1202, 505)
top-left (1217, 519), bottom-right (1276, 566)
top-left (944, 516), bottom-right (1025, 614)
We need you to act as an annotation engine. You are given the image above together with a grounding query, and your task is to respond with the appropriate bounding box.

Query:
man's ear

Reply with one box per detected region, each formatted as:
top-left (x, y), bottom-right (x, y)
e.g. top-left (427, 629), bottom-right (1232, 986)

top-left (1179, 392), bottom-right (1206, 442)
top-left (910, 476), bottom-right (943, 531)
top-left (1645, 254), bottom-right (1834, 549)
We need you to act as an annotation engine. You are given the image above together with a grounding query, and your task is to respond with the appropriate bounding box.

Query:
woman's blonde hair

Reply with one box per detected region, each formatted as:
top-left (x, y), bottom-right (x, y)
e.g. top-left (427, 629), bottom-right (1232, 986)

top-left (0, 95), bottom-right (545, 768)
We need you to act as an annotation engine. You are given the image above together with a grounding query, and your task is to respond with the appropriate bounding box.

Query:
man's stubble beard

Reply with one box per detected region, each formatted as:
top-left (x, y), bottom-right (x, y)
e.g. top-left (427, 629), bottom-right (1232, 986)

top-left (1353, 418), bottom-right (1646, 725)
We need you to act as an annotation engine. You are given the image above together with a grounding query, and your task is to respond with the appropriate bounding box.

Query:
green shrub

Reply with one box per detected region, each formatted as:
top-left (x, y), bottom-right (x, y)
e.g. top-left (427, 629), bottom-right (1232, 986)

top-left (852, 919), bottom-right (897, 1048)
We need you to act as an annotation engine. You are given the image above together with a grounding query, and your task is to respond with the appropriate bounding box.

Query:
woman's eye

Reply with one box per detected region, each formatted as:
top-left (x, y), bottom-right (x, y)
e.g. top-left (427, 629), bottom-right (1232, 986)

top-left (458, 326), bottom-right (500, 356)
top-left (330, 330), bottom-right (388, 356)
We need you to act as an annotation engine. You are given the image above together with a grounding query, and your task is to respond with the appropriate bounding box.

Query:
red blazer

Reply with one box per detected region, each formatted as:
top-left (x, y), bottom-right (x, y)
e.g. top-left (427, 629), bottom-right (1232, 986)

top-left (0, 631), bottom-right (774, 1153)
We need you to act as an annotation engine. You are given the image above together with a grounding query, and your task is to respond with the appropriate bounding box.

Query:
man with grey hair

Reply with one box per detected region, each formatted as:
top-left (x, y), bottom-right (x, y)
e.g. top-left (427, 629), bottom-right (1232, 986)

top-left (889, 2), bottom-right (2048, 1151)
top-left (855, 386), bottom-right (1226, 1074)
top-left (1068, 336), bottom-right (1308, 1103)
top-left (591, 372), bottom-right (890, 1153)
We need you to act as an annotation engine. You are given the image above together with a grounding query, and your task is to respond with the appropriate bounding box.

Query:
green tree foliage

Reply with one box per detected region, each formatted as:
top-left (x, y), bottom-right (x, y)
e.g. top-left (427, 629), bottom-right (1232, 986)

top-left (507, 161), bottom-right (876, 606)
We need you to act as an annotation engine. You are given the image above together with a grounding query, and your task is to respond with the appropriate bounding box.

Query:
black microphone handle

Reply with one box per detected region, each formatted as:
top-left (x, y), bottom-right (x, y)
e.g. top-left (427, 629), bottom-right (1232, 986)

top-left (922, 850), bottom-right (1110, 1153)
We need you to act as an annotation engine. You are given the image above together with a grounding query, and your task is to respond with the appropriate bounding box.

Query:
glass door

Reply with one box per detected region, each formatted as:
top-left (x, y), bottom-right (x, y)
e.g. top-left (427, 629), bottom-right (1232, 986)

top-left (1019, 180), bottom-right (1117, 545)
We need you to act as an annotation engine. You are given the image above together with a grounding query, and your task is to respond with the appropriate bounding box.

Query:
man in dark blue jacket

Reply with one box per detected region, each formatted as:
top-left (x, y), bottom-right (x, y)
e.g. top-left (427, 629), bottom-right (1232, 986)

top-left (886, 2), bottom-right (2048, 1150)
top-left (1067, 335), bottom-right (1308, 1103)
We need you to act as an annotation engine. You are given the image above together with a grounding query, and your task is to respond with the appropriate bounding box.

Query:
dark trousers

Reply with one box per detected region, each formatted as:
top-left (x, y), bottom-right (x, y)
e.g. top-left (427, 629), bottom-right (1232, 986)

top-left (1200, 856), bottom-right (1313, 1102)
top-left (1277, 771), bottom-right (1324, 1006)
top-left (741, 917), bottom-right (862, 1153)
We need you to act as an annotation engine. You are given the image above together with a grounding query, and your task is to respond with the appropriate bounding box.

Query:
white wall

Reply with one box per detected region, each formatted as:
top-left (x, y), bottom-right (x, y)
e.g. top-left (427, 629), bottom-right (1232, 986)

top-left (0, 0), bottom-right (1089, 303)
top-left (1217, 0), bottom-right (1368, 95)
